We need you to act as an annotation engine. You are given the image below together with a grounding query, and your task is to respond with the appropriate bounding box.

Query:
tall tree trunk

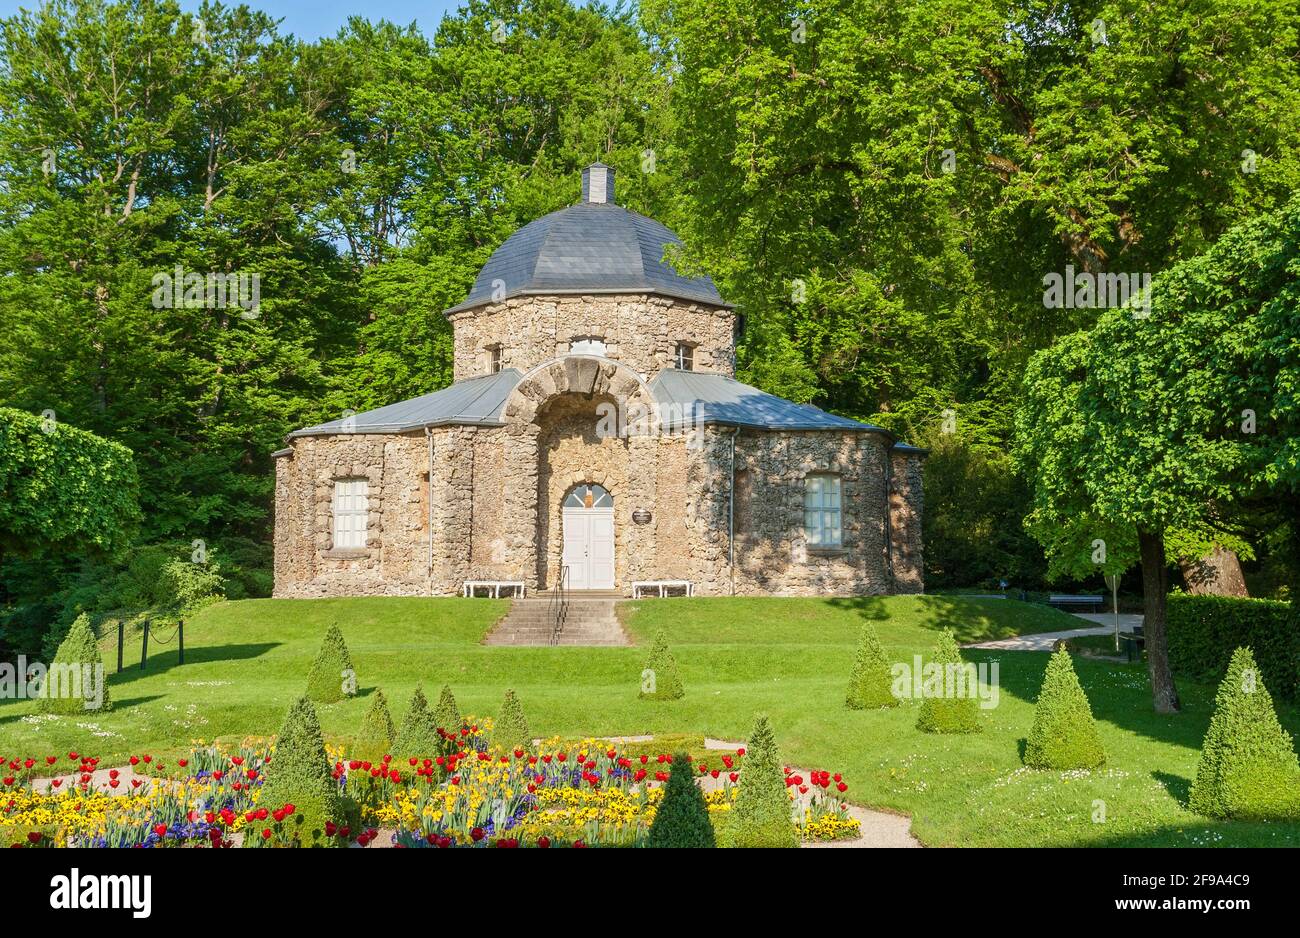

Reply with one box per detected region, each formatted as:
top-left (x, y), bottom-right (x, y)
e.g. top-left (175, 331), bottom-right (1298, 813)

top-left (1138, 526), bottom-right (1181, 713)
top-left (1178, 544), bottom-right (1249, 597)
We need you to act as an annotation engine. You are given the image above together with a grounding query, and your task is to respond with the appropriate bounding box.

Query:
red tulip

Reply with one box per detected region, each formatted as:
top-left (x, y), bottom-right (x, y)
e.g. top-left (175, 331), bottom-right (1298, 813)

top-left (45, 756), bottom-right (56, 765)
top-left (537, 836), bottom-right (551, 848)
top-left (26, 831), bottom-right (41, 844)
top-left (471, 827), bottom-right (485, 842)
top-left (836, 782), bottom-right (847, 793)
top-left (261, 828), bottom-right (272, 840)
top-left (729, 773), bottom-right (739, 783)
top-left (177, 759), bottom-right (188, 768)
top-left (736, 748), bottom-right (745, 756)
top-left (154, 824), bottom-right (167, 837)
top-left (50, 779), bottom-right (62, 788)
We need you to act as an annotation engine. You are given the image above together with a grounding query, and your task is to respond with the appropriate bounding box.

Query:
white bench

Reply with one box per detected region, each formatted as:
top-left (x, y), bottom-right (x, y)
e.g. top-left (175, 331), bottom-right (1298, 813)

top-left (632, 580), bottom-right (694, 598)
top-left (462, 580), bottom-right (525, 599)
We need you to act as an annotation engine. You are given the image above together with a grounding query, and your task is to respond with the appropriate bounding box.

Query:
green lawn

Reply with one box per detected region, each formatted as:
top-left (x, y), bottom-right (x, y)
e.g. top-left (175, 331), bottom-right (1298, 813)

top-left (3, 594), bottom-right (1297, 847)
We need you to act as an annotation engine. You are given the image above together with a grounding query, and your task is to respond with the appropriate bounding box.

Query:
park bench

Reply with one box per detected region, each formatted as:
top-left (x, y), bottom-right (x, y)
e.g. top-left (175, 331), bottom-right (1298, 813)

top-left (631, 580), bottom-right (694, 598)
top-left (1047, 593), bottom-right (1105, 610)
top-left (462, 580), bottom-right (526, 599)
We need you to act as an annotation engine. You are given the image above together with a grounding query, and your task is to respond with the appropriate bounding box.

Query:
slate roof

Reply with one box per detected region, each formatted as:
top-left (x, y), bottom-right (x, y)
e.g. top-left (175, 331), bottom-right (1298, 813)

top-left (444, 203), bottom-right (728, 314)
top-left (286, 369), bottom-right (520, 438)
top-left (284, 366), bottom-right (913, 443)
top-left (650, 369), bottom-right (894, 434)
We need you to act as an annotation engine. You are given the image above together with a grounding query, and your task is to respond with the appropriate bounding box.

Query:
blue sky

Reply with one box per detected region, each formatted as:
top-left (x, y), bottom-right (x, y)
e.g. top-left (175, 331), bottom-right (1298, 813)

top-left (0, 1), bottom-right (469, 42)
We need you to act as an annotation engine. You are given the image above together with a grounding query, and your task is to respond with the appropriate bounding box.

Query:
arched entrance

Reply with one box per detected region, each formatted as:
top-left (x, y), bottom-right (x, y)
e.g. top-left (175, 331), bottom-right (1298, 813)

top-left (562, 483), bottom-right (615, 590)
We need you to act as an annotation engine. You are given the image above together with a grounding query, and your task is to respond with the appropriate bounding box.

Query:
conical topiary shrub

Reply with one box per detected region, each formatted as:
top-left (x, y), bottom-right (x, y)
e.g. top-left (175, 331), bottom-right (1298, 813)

top-left (495, 689), bottom-right (531, 752)
top-left (392, 685), bottom-right (441, 759)
top-left (915, 629), bottom-right (981, 734)
top-left (728, 714), bottom-right (797, 848)
top-left (1189, 647), bottom-right (1300, 820)
top-left (39, 613), bottom-right (111, 714)
top-left (433, 684), bottom-right (462, 733)
top-left (639, 630), bottom-right (684, 700)
top-left (648, 752), bottom-right (715, 848)
top-left (306, 623), bottom-right (355, 703)
top-left (1024, 647), bottom-right (1105, 769)
top-left (255, 696), bottom-right (346, 846)
top-left (846, 623), bottom-right (898, 709)
top-left (352, 688), bottom-right (396, 763)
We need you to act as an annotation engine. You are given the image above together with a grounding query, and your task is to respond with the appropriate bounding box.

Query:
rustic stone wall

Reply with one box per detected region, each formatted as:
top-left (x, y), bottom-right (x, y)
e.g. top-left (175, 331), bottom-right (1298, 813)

top-left (448, 293), bottom-right (736, 382)
top-left (273, 394), bottom-right (926, 599)
top-left (888, 449), bottom-right (926, 593)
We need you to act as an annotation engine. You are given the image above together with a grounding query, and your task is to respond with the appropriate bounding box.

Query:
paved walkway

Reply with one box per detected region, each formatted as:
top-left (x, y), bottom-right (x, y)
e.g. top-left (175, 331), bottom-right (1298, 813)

top-left (962, 613), bottom-right (1143, 651)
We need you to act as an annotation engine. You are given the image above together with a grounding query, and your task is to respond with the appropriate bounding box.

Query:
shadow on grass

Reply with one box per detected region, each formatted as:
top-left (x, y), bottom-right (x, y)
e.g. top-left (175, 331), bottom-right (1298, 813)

top-left (0, 694), bottom-right (166, 726)
top-left (104, 642), bottom-right (281, 688)
top-left (1153, 770), bottom-right (1193, 809)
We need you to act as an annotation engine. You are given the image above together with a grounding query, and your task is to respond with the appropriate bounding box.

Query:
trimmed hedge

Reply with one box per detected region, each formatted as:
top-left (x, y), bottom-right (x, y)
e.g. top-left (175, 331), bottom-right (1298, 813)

top-left (639, 629), bottom-right (684, 700)
top-left (392, 685), bottom-right (440, 759)
top-left (1189, 647), bottom-right (1300, 820)
top-left (254, 696), bottom-right (347, 846)
top-left (647, 752), bottom-right (715, 848)
top-left (495, 689), bottom-right (531, 752)
top-left (306, 623), bottom-right (355, 703)
top-left (727, 714), bottom-right (797, 848)
top-left (845, 623), bottom-right (898, 709)
top-left (915, 630), bottom-right (981, 734)
top-left (1024, 647), bottom-right (1106, 769)
top-left (352, 688), bottom-right (395, 762)
top-left (38, 613), bottom-right (111, 714)
top-left (1167, 595), bottom-right (1298, 701)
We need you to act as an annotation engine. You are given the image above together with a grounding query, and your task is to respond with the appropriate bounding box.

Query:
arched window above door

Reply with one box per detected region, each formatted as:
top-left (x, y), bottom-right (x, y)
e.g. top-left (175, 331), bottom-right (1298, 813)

top-left (564, 483), bottom-right (613, 509)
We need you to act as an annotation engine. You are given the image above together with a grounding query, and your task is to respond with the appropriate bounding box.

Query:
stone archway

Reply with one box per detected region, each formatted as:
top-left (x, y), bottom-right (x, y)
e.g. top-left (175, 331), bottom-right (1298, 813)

top-left (504, 355), bottom-right (657, 592)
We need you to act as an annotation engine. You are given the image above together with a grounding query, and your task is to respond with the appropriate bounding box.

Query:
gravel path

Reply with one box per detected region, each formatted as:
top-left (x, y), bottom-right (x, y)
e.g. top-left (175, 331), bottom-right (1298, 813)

top-left (961, 613), bottom-right (1143, 651)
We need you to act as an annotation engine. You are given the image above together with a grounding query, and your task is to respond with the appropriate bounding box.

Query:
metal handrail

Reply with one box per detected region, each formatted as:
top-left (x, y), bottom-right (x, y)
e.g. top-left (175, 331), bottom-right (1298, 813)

top-left (549, 565), bottom-right (570, 646)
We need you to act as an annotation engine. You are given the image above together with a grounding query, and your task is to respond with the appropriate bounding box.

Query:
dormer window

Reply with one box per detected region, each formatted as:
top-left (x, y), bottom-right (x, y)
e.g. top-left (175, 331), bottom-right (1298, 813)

top-left (675, 342), bottom-right (695, 371)
top-left (488, 344), bottom-right (503, 374)
top-left (571, 336), bottom-right (607, 356)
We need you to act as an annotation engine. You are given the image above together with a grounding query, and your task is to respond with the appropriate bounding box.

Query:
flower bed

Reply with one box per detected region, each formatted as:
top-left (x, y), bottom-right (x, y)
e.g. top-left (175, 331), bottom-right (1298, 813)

top-left (2, 722), bottom-right (859, 848)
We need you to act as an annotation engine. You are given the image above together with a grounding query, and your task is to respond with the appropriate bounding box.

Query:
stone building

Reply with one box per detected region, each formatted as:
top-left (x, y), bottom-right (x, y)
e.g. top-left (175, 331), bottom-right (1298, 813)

top-left (272, 164), bottom-right (926, 598)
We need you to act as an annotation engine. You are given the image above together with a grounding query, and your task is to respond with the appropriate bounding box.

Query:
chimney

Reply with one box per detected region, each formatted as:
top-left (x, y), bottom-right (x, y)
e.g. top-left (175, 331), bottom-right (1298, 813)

top-left (581, 162), bottom-right (615, 205)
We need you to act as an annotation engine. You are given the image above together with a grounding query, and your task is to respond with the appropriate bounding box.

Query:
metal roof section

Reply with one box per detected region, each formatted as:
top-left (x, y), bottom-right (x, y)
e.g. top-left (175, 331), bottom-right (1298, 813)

top-left (649, 369), bottom-right (895, 435)
top-left (444, 165), bottom-right (728, 315)
top-left (287, 369), bottom-right (520, 438)
top-left (285, 363), bottom-right (925, 452)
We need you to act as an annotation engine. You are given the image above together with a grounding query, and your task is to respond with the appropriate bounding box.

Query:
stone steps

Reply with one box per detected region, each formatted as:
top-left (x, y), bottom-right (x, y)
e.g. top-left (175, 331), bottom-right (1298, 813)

top-left (483, 599), bottom-right (630, 647)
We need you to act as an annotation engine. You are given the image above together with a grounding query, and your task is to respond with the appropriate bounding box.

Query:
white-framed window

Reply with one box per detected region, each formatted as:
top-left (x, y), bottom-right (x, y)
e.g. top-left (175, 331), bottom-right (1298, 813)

top-left (674, 342), bottom-right (694, 370)
top-left (570, 336), bottom-right (607, 356)
top-left (333, 478), bottom-right (369, 549)
top-left (804, 474), bottom-right (842, 549)
top-left (488, 344), bottom-right (503, 374)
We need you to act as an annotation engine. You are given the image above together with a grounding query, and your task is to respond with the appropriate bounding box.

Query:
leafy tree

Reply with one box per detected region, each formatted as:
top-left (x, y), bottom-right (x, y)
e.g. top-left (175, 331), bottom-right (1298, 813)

top-left (728, 714), bottom-right (797, 848)
top-left (845, 624), bottom-right (897, 710)
top-left (255, 696), bottom-right (348, 846)
top-left (1189, 647), bottom-right (1300, 820)
top-left (1024, 647), bottom-right (1105, 769)
top-left (639, 629), bottom-right (684, 700)
top-left (305, 623), bottom-right (355, 704)
top-left (352, 688), bottom-right (395, 763)
top-left (1016, 196), bottom-right (1300, 712)
top-left (915, 630), bottom-right (981, 734)
top-left (647, 752), bottom-right (715, 848)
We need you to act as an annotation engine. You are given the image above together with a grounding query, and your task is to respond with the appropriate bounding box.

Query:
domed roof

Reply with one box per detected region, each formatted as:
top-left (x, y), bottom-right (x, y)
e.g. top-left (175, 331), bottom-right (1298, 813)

top-left (444, 164), bottom-right (727, 315)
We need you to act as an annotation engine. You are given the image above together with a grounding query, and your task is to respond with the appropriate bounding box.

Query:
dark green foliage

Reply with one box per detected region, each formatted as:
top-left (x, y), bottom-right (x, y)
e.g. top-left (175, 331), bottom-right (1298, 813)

top-left (639, 630), bottom-right (684, 700)
top-left (647, 752), bottom-right (715, 848)
top-left (495, 689), bottom-right (531, 752)
top-left (255, 696), bottom-right (346, 846)
top-left (915, 630), bottom-right (981, 734)
top-left (1189, 647), bottom-right (1300, 820)
top-left (1024, 647), bottom-right (1105, 769)
top-left (433, 684), bottom-right (461, 733)
top-left (352, 689), bottom-right (395, 763)
top-left (0, 408), bottom-right (139, 559)
top-left (305, 623), bottom-right (355, 703)
top-left (392, 685), bottom-right (441, 759)
top-left (846, 623), bottom-right (898, 709)
top-left (38, 613), bottom-right (110, 714)
top-left (728, 714), bottom-right (796, 848)
top-left (1168, 596), bottom-right (1298, 701)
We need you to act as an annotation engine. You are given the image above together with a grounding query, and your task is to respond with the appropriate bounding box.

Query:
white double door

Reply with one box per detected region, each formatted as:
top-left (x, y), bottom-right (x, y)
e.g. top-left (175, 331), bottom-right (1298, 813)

top-left (562, 507), bottom-right (615, 590)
